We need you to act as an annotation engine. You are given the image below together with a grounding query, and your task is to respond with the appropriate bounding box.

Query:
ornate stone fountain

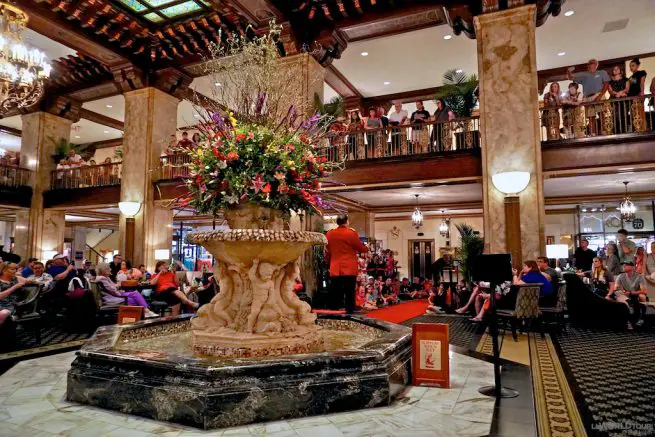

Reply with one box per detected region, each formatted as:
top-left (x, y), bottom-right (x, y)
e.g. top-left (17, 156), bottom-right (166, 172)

top-left (188, 204), bottom-right (326, 358)
top-left (66, 204), bottom-right (412, 430)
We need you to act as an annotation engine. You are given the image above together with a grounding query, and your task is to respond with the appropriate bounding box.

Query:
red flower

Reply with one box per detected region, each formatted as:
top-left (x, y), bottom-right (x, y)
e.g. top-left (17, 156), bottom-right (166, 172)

top-left (236, 133), bottom-right (247, 142)
top-left (279, 182), bottom-right (289, 193)
top-left (227, 151), bottom-right (239, 162)
top-left (220, 180), bottom-right (230, 190)
top-left (262, 183), bottom-right (272, 194)
top-left (212, 148), bottom-right (225, 159)
top-left (252, 174), bottom-right (266, 193)
top-left (284, 143), bottom-right (295, 152)
top-left (299, 134), bottom-right (309, 144)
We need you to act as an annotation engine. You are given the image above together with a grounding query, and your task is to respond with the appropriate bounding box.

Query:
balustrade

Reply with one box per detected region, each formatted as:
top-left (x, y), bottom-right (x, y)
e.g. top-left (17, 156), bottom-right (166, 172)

top-left (50, 162), bottom-right (122, 190)
top-left (540, 95), bottom-right (654, 142)
top-left (159, 154), bottom-right (192, 180)
top-left (0, 164), bottom-right (31, 187)
top-left (323, 117), bottom-right (480, 163)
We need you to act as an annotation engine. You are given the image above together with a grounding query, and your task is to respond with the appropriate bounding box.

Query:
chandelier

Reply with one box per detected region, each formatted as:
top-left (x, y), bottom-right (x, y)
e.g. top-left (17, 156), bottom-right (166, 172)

top-left (619, 181), bottom-right (636, 222)
top-left (0, 2), bottom-right (51, 114)
top-left (411, 194), bottom-right (423, 230)
top-left (439, 210), bottom-right (449, 237)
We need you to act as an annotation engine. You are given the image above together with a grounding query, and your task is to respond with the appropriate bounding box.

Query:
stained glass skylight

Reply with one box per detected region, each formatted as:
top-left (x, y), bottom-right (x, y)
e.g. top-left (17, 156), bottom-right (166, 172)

top-left (112, 0), bottom-right (209, 25)
top-left (160, 1), bottom-right (202, 18)
top-left (117, 0), bottom-right (147, 12)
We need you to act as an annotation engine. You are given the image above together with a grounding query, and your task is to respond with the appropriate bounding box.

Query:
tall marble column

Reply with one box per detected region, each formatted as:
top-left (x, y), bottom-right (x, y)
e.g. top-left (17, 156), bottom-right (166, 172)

top-left (349, 211), bottom-right (376, 241)
top-left (119, 87), bottom-right (178, 269)
top-left (278, 53), bottom-right (325, 116)
top-left (15, 112), bottom-right (71, 260)
top-left (475, 5), bottom-right (546, 263)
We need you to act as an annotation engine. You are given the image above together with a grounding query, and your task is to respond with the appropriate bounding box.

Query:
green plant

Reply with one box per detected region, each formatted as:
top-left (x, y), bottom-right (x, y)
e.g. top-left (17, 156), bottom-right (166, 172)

top-left (50, 137), bottom-right (96, 163)
top-left (313, 94), bottom-right (344, 119)
top-left (113, 146), bottom-right (123, 160)
top-left (456, 223), bottom-right (485, 285)
top-left (434, 69), bottom-right (479, 117)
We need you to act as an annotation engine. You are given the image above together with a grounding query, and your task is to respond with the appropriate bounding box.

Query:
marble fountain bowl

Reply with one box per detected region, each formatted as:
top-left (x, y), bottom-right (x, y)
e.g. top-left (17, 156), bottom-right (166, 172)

top-left (66, 314), bottom-right (412, 430)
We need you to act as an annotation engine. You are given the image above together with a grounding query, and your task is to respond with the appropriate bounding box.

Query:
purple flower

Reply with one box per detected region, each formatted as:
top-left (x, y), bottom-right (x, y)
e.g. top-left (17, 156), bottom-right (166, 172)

top-left (287, 105), bottom-right (298, 127)
top-left (255, 92), bottom-right (267, 116)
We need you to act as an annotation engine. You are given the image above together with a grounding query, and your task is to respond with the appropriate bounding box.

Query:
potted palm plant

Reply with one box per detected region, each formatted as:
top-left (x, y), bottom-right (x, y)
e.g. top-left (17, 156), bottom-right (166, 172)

top-left (456, 223), bottom-right (484, 286)
top-left (434, 69), bottom-right (480, 149)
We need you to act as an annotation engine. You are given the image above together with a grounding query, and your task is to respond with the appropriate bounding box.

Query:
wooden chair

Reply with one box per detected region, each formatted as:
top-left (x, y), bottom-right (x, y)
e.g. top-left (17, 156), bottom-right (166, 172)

top-left (496, 284), bottom-right (541, 341)
top-left (539, 281), bottom-right (567, 333)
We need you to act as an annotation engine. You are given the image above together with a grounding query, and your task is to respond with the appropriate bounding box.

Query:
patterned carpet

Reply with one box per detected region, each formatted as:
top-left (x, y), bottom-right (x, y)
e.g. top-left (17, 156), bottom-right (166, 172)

top-left (552, 327), bottom-right (655, 437)
top-left (0, 322), bottom-right (92, 365)
top-left (401, 313), bottom-right (485, 349)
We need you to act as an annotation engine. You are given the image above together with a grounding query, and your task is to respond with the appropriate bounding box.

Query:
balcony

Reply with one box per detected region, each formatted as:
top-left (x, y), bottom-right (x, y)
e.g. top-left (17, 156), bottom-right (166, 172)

top-left (158, 154), bottom-right (192, 180)
top-left (540, 95), bottom-right (654, 143)
top-left (324, 117), bottom-right (480, 162)
top-left (540, 95), bottom-right (655, 174)
top-left (50, 162), bottom-right (122, 190)
top-left (0, 164), bottom-right (32, 207)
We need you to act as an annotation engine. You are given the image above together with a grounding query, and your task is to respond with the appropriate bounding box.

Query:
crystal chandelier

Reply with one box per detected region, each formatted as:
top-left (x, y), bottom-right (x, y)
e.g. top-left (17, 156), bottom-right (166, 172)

top-left (439, 210), bottom-right (449, 237)
top-left (619, 181), bottom-right (636, 222)
top-left (0, 3), bottom-right (51, 114)
top-left (411, 194), bottom-right (423, 230)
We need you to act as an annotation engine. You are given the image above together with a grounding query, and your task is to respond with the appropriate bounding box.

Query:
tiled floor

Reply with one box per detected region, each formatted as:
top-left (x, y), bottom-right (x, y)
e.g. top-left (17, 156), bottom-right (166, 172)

top-left (0, 350), bottom-right (496, 437)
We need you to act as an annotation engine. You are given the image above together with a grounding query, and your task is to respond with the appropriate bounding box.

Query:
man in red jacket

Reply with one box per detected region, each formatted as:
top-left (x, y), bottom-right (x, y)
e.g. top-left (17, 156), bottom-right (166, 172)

top-left (326, 214), bottom-right (369, 313)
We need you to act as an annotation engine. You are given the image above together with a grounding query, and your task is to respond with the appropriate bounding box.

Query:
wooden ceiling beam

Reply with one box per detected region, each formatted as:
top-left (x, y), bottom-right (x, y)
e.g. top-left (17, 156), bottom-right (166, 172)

top-left (79, 108), bottom-right (124, 131)
top-left (0, 126), bottom-right (21, 137)
top-left (325, 64), bottom-right (361, 99)
top-left (21, 0), bottom-right (133, 69)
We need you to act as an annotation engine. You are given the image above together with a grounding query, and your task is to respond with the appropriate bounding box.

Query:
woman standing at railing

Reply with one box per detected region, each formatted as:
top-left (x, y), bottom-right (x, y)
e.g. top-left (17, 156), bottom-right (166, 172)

top-left (431, 99), bottom-right (455, 151)
top-left (365, 107), bottom-right (383, 159)
top-left (608, 66), bottom-right (630, 134)
top-left (347, 110), bottom-right (364, 160)
top-left (542, 83), bottom-right (562, 141)
top-left (628, 58), bottom-right (648, 133)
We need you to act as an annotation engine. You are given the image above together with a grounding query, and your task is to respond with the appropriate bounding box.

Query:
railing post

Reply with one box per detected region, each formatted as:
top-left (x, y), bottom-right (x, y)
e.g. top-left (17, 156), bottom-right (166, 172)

top-left (632, 97), bottom-right (647, 133)
top-left (601, 101), bottom-right (614, 136)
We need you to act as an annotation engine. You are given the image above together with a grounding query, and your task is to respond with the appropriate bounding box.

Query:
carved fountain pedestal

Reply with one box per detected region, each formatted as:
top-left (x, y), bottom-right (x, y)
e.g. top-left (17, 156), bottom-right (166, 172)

top-left (66, 205), bottom-right (412, 430)
top-left (189, 204), bottom-right (327, 358)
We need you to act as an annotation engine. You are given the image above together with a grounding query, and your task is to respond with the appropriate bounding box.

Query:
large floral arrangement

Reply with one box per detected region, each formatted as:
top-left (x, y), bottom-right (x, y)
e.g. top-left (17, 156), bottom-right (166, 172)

top-left (176, 23), bottom-right (338, 217)
top-left (179, 115), bottom-right (333, 216)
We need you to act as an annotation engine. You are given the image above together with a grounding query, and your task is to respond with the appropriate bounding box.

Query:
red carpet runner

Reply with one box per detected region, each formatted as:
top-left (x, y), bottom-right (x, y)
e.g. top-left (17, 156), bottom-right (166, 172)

top-left (363, 299), bottom-right (429, 324)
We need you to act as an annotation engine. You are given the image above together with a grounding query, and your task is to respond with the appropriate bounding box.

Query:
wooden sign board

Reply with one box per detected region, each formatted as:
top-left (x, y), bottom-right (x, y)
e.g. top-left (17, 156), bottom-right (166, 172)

top-left (412, 323), bottom-right (450, 388)
top-left (118, 306), bottom-right (144, 325)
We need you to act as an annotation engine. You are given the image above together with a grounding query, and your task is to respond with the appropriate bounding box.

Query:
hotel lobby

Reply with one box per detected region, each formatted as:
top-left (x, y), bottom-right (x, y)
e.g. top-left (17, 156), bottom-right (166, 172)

top-left (1, 0), bottom-right (655, 436)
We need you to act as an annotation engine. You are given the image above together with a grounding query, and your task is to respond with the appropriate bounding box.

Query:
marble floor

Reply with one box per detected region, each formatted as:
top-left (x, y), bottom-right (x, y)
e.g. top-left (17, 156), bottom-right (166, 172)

top-left (0, 350), bottom-right (495, 437)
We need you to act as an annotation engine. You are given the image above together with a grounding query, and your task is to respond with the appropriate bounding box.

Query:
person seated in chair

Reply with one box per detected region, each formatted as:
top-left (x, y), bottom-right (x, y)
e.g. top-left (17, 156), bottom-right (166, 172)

top-left (467, 281), bottom-right (512, 322)
top-left (578, 257), bottom-right (614, 297)
top-left (26, 262), bottom-right (53, 290)
top-left (513, 260), bottom-right (553, 302)
top-left (0, 262), bottom-right (28, 328)
top-left (47, 254), bottom-right (76, 287)
top-left (150, 261), bottom-right (199, 316)
top-left (95, 264), bottom-right (158, 318)
top-left (610, 261), bottom-right (647, 329)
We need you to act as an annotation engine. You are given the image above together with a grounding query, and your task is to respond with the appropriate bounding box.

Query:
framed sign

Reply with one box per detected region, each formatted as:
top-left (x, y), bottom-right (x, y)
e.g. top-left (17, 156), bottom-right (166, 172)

top-left (632, 218), bottom-right (644, 230)
top-left (118, 306), bottom-right (144, 325)
top-left (412, 323), bottom-right (450, 388)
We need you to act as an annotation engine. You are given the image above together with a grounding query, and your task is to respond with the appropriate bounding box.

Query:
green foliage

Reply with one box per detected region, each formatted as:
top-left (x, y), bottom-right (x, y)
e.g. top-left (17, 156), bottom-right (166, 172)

top-left (456, 223), bottom-right (485, 285)
top-left (114, 146), bottom-right (123, 160)
top-left (49, 137), bottom-right (96, 163)
top-left (313, 94), bottom-right (345, 119)
top-left (434, 69), bottom-right (479, 117)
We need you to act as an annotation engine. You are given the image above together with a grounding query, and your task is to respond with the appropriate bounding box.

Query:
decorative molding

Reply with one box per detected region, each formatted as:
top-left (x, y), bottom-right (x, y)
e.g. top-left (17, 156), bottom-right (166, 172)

top-left (44, 96), bottom-right (83, 122)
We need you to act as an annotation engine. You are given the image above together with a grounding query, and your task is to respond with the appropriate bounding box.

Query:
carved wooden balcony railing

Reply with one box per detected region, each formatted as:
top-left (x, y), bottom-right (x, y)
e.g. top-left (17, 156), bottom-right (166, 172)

top-left (540, 95), bottom-right (655, 143)
top-left (50, 162), bottom-right (122, 190)
top-left (0, 164), bottom-right (32, 187)
top-left (159, 154), bottom-right (193, 180)
top-left (323, 117), bottom-right (480, 163)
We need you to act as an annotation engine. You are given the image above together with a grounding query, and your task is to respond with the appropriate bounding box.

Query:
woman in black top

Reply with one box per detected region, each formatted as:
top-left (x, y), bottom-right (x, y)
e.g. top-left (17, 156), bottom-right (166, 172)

top-left (410, 101), bottom-right (430, 154)
top-left (608, 65), bottom-right (630, 133)
top-left (628, 58), bottom-right (647, 97)
top-left (431, 99), bottom-right (454, 151)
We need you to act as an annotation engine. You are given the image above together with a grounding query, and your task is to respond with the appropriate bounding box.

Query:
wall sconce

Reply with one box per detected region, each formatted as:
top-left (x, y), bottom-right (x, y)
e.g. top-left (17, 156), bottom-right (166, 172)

top-left (118, 201), bottom-right (142, 263)
top-left (492, 171), bottom-right (530, 267)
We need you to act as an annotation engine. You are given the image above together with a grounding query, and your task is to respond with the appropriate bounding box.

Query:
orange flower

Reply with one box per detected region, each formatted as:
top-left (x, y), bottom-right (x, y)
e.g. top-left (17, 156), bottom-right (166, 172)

top-left (236, 133), bottom-right (247, 142)
top-left (226, 151), bottom-right (239, 162)
top-left (262, 183), bottom-right (272, 193)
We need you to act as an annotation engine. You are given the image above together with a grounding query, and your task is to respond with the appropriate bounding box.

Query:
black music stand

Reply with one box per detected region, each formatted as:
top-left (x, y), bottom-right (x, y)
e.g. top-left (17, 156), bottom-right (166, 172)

top-left (472, 253), bottom-right (519, 398)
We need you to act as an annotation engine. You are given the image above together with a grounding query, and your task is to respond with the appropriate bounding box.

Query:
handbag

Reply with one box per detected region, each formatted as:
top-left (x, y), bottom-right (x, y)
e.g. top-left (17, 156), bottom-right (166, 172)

top-left (67, 277), bottom-right (88, 299)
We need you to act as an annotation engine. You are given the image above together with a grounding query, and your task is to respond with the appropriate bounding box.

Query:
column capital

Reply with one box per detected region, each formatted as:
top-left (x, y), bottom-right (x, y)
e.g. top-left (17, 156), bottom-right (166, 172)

top-left (112, 64), bottom-right (146, 92)
top-left (42, 96), bottom-right (82, 123)
top-left (153, 68), bottom-right (193, 100)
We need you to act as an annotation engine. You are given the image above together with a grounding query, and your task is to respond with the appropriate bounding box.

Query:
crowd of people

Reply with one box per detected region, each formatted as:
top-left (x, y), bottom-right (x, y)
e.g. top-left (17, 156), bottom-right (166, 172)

top-left (328, 99), bottom-right (470, 160)
top-left (573, 229), bottom-right (654, 329)
top-left (0, 252), bottom-right (212, 333)
top-left (542, 57), bottom-right (655, 140)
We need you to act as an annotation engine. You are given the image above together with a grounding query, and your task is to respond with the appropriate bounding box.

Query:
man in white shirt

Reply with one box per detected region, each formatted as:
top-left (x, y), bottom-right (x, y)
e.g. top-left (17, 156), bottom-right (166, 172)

top-left (26, 262), bottom-right (54, 290)
top-left (67, 149), bottom-right (84, 167)
top-left (388, 102), bottom-right (408, 153)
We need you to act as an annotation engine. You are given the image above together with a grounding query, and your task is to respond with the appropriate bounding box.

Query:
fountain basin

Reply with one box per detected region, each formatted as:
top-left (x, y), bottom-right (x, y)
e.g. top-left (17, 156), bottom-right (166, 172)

top-left (66, 314), bottom-right (412, 430)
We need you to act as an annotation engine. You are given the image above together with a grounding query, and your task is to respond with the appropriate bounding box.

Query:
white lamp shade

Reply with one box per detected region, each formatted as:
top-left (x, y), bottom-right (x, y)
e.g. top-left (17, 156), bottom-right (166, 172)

top-left (118, 201), bottom-right (142, 218)
top-left (546, 244), bottom-right (569, 259)
top-left (492, 171), bottom-right (531, 195)
top-left (154, 249), bottom-right (170, 260)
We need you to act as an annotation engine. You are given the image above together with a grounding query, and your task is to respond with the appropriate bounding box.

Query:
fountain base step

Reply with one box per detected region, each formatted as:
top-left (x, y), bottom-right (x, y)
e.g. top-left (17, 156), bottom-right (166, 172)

top-left (66, 315), bottom-right (412, 430)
